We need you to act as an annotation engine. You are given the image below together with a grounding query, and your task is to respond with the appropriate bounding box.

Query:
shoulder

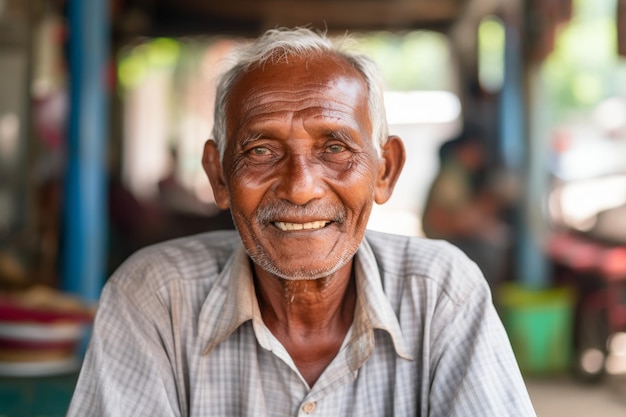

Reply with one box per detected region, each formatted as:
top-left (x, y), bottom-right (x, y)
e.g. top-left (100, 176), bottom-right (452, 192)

top-left (364, 229), bottom-right (487, 307)
top-left (107, 230), bottom-right (242, 295)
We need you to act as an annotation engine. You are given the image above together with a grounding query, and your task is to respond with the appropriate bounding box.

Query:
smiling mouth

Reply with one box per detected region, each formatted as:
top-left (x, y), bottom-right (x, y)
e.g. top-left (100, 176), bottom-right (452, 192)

top-left (273, 221), bottom-right (330, 231)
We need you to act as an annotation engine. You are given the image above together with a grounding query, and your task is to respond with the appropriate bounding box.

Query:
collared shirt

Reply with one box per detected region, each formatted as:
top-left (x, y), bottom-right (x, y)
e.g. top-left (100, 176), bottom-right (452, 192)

top-left (67, 230), bottom-right (536, 417)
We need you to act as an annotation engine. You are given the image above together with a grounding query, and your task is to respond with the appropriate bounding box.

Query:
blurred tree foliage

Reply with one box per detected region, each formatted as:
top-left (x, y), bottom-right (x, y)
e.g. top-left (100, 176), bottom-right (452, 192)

top-left (542, 0), bottom-right (626, 119)
top-left (358, 31), bottom-right (454, 92)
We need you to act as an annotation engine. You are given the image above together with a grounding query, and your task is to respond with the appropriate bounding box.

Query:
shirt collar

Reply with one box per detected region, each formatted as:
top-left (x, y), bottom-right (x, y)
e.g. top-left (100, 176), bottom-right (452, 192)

top-left (199, 237), bottom-right (412, 361)
top-left (199, 244), bottom-right (259, 355)
top-left (352, 237), bottom-right (413, 361)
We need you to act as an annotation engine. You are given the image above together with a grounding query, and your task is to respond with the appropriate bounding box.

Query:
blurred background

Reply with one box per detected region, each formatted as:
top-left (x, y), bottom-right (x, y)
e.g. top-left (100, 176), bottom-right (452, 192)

top-left (1, 0), bottom-right (626, 415)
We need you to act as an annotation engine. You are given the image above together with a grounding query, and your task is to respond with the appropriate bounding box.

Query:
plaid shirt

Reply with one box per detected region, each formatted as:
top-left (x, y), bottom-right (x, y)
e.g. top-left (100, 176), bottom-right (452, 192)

top-left (68, 229), bottom-right (536, 416)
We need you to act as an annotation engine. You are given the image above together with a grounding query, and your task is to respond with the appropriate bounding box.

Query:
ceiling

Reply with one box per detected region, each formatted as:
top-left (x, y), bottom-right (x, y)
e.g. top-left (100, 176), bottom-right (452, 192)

top-left (113, 0), bottom-right (473, 38)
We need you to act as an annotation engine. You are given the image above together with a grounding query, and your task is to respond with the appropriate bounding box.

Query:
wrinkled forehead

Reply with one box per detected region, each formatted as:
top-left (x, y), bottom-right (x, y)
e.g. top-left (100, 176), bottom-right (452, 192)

top-left (217, 54), bottom-right (374, 154)
top-left (226, 52), bottom-right (369, 114)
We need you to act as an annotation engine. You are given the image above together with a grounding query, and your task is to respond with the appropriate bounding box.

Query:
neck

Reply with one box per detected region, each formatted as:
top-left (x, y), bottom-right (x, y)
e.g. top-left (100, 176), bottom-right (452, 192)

top-left (253, 260), bottom-right (356, 334)
top-left (252, 260), bottom-right (357, 387)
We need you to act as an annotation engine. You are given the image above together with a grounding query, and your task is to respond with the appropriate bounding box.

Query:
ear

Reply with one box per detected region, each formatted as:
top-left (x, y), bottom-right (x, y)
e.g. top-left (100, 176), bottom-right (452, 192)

top-left (374, 135), bottom-right (406, 204)
top-left (202, 140), bottom-right (230, 209)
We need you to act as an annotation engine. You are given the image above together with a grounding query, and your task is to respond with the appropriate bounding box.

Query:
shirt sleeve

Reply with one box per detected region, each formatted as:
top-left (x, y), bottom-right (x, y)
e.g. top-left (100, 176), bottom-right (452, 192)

top-left (66, 279), bottom-right (182, 417)
top-left (427, 273), bottom-right (537, 417)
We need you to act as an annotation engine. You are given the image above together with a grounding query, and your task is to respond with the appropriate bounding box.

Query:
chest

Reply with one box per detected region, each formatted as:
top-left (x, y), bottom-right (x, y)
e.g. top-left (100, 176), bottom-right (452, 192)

top-left (183, 325), bottom-right (420, 416)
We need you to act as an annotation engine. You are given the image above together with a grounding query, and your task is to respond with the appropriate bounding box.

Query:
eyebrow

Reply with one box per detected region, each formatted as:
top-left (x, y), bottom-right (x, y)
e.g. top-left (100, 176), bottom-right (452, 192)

top-left (324, 128), bottom-right (353, 141)
top-left (239, 131), bottom-right (265, 148)
top-left (313, 126), bottom-right (363, 149)
top-left (237, 119), bottom-right (362, 149)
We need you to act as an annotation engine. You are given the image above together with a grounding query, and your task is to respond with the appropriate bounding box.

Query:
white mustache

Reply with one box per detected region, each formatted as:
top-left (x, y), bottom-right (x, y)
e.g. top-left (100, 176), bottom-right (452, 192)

top-left (256, 203), bottom-right (346, 225)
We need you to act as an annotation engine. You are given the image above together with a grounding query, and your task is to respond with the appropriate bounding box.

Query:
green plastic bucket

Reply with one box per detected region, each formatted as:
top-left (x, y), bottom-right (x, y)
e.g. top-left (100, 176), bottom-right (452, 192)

top-left (498, 283), bottom-right (575, 374)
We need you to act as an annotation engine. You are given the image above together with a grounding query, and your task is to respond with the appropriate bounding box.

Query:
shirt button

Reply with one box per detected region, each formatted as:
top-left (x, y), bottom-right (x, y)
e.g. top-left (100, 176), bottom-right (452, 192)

top-left (302, 402), bottom-right (316, 413)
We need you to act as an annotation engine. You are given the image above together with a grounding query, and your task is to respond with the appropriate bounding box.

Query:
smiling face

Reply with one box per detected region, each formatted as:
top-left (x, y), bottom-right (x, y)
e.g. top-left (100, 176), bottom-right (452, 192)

top-left (203, 52), bottom-right (404, 280)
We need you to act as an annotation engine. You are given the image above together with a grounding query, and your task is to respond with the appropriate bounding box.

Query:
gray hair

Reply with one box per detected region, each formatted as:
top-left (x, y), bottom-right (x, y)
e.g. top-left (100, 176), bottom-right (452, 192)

top-left (211, 27), bottom-right (389, 159)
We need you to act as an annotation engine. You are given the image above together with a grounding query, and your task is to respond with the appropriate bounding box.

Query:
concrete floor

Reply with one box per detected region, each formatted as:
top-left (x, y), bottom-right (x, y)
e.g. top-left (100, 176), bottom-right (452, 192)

top-left (526, 375), bottom-right (626, 417)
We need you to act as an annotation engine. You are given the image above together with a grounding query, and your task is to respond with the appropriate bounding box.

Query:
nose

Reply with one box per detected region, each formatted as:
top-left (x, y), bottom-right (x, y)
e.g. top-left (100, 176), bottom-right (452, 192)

top-left (274, 155), bottom-right (325, 205)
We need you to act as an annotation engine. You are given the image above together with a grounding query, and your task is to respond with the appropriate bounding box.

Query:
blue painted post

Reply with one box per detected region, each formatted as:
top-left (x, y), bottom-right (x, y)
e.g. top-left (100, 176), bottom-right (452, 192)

top-left (62, 0), bottom-right (109, 301)
top-left (499, 17), bottom-right (549, 289)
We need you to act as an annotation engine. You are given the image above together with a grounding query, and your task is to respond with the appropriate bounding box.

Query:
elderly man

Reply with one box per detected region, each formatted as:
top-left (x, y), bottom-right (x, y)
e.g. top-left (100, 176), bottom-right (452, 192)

top-left (68, 28), bottom-right (535, 416)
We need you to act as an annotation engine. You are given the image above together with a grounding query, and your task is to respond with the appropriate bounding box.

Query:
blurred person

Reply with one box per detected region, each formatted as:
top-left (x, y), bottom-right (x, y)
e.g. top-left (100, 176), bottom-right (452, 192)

top-left (422, 125), bottom-right (512, 289)
top-left (67, 28), bottom-right (535, 416)
top-left (156, 145), bottom-right (235, 239)
top-left (157, 145), bottom-right (219, 216)
top-left (107, 172), bottom-right (169, 272)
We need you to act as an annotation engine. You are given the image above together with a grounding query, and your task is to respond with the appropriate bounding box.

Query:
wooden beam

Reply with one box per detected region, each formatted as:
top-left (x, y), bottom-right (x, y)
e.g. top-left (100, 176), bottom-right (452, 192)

top-left (160, 0), bottom-right (463, 30)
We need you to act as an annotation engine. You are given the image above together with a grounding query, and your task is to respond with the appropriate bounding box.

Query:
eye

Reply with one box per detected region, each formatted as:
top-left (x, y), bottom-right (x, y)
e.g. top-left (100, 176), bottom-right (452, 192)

top-left (326, 143), bottom-right (346, 153)
top-left (321, 142), bottom-right (353, 167)
top-left (242, 144), bottom-right (279, 164)
top-left (250, 146), bottom-right (270, 155)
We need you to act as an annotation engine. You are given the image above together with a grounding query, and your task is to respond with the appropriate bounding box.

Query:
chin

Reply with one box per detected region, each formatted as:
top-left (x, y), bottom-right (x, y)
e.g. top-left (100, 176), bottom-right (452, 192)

top-left (248, 246), bottom-right (353, 281)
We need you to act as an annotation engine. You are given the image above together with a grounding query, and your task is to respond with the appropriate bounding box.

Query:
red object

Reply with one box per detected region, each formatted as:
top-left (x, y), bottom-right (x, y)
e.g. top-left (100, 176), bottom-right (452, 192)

top-left (0, 338), bottom-right (77, 351)
top-left (0, 297), bottom-right (93, 324)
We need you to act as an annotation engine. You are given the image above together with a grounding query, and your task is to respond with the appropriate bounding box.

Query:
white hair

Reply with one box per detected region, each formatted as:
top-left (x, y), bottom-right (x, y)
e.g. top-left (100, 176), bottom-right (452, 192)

top-left (211, 27), bottom-right (389, 159)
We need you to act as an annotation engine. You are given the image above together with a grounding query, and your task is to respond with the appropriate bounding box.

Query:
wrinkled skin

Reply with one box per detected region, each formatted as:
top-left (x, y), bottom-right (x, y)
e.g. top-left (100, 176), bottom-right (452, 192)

top-left (203, 53), bottom-right (404, 281)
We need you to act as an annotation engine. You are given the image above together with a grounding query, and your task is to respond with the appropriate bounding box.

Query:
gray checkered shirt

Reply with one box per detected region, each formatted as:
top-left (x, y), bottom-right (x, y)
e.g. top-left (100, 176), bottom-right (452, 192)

top-left (67, 229), bottom-right (536, 416)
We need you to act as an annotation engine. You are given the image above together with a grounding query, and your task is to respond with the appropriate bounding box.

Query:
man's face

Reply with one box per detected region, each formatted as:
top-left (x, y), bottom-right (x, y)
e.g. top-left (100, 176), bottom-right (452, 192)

top-left (205, 53), bottom-right (397, 280)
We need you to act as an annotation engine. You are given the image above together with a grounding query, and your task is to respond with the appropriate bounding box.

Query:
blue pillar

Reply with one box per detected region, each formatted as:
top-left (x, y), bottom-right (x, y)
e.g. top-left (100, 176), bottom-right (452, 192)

top-left (62, 0), bottom-right (109, 301)
top-left (500, 24), bottom-right (524, 172)
top-left (499, 17), bottom-right (548, 289)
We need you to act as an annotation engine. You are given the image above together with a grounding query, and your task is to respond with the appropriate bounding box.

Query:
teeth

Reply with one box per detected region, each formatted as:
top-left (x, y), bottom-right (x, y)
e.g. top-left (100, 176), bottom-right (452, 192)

top-left (274, 221), bottom-right (329, 231)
